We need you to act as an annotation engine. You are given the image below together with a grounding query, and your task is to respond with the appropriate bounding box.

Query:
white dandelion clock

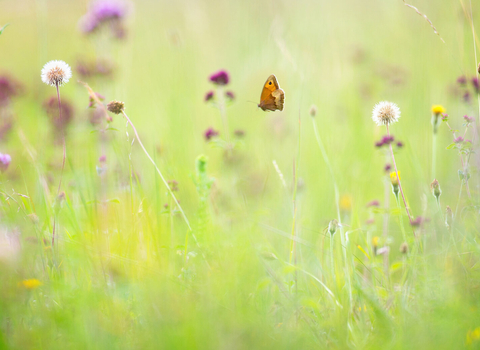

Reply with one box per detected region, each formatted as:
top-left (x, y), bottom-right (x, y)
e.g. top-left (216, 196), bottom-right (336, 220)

top-left (372, 101), bottom-right (401, 126)
top-left (41, 60), bottom-right (72, 87)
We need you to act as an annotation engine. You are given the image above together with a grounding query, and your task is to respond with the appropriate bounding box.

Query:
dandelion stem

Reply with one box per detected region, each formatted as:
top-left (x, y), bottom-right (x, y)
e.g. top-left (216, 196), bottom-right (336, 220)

top-left (330, 233), bottom-right (335, 281)
top-left (52, 82), bottom-right (66, 248)
top-left (386, 124), bottom-right (414, 228)
top-left (432, 132), bottom-right (437, 179)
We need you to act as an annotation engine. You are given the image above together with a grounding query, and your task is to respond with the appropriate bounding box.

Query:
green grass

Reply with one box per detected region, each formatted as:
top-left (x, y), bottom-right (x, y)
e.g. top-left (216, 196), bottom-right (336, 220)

top-left (1, 0), bottom-right (480, 348)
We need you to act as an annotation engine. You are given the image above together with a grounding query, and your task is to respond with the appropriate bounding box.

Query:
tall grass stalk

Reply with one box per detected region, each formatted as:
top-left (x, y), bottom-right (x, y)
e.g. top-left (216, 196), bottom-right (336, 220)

top-left (312, 117), bottom-right (352, 306)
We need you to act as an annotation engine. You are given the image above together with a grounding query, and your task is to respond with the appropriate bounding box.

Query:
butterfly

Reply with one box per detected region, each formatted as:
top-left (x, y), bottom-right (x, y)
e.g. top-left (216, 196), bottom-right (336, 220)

top-left (258, 75), bottom-right (285, 111)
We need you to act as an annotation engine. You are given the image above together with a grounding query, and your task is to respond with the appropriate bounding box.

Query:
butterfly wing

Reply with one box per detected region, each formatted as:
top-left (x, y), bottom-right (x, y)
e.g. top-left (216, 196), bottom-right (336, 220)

top-left (258, 75), bottom-right (285, 111)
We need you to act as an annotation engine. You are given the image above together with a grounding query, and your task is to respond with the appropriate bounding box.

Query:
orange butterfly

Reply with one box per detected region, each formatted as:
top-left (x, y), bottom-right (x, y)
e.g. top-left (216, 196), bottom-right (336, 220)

top-left (258, 75), bottom-right (285, 111)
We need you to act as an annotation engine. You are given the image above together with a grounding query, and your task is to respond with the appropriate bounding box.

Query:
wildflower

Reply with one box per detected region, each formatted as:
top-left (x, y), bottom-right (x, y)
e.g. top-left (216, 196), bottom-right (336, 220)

top-left (376, 246), bottom-right (389, 256)
top-left (234, 129), bottom-right (245, 138)
top-left (309, 105), bottom-right (317, 117)
top-left (430, 179), bottom-right (441, 204)
top-left (168, 180), bottom-right (179, 192)
top-left (88, 92), bottom-right (105, 108)
top-left (396, 141), bottom-right (403, 148)
top-left (209, 70), bottom-right (229, 85)
top-left (204, 128), bottom-right (219, 141)
top-left (204, 91), bottom-right (214, 102)
top-left (431, 105), bottom-right (445, 134)
top-left (328, 219), bottom-right (338, 235)
top-left (431, 105), bottom-right (445, 115)
top-left (372, 101), bottom-right (400, 126)
top-left (340, 195), bottom-right (352, 211)
top-left (79, 0), bottom-right (128, 36)
top-left (225, 91), bottom-right (235, 100)
top-left (21, 279), bottom-right (42, 289)
top-left (384, 164), bottom-right (391, 172)
top-left (472, 77), bottom-right (480, 93)
top-left (0, 153), bottom-right (11, 172)
top-left (454, 136), bottom-right (464, 144)
top-left (457, 75), bottom-right (467, 85)
top-left (372, 236), bottom-right (379, 255)
top-left (375, 135), bottom-right (394, 148)
top-left (106, 100), bottom-right (125, 114)
top-left (399, 242), bottom-right (408, 254)
top-left (441, 113), bottom-right (449, 121)
top-left (41, 60), bottom-right (72, 87)
top-left (366, 200), bottom-right (380, 208)
top-left (464, 115), bottom-right (475, 124)
top-left (43, 96), bottom-right (74, 132)
top-left (99, 155), bottom-right (107, 162)
top-left (463, 91), bottom-right (471, 103)
top-left (466, 327), bottom-right (480, 346)
top-left (390, 171), bottom-right (400, 186)
top-left (410, 216), bottom-right (429, 227)
top-left (0, 75), bottom-right (22, 106)
top-left (390, 171), bottom-right (400, 198)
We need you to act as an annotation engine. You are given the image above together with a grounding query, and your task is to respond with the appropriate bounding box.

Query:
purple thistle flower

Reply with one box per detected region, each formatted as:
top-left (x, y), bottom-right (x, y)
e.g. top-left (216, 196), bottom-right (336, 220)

top-left (204, 91), bottom-right (214, 102)
top-left (464, 115), bottom-right (475, 123)
top-left (382, 135), bottom-right (394, 144)
top-left (375, 140), bottom-right (384, 148)
top-left (225, 91), bottom-right (235, 100)
top-left (472, 77), bottom-right (480, 93)
top-left (366, 200), bottom-right (380, 208)
top-left (384, 164), bottom-right (391, 172)
top-left (209, 70), bottom-right (229, 85)
top-left (0, 153), bottom-right (11, 172)
top-left (454, 136), bottom-right (464, 143)
top-left (99, 155), bottom-right (107, 163)
top-left (91, 0), bottom-right (127, 21)
top-left (457, 75), bottom-right (467, 85)
top-left (204, 128), bottom-right (219, 141)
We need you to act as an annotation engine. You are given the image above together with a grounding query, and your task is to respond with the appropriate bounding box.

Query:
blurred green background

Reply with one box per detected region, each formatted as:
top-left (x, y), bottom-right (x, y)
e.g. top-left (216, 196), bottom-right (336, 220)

top-left (1, 0), bottom-right (480, 349)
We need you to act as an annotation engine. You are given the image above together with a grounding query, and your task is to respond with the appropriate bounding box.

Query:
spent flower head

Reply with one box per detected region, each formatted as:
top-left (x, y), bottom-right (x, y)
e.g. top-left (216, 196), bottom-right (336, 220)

top-left (430, 179), bottom-right (441, 200)
top-left (41, 60), bottom-right (72, 87)
top-left (372, 101), bottom-right (401, 126)
top-left (106, 100), bottom-right (125, 114)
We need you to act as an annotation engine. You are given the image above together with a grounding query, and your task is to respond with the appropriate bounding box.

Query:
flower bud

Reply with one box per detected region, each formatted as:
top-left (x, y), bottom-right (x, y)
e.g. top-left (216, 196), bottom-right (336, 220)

top-left (328, 219), bottom-right (338, 236)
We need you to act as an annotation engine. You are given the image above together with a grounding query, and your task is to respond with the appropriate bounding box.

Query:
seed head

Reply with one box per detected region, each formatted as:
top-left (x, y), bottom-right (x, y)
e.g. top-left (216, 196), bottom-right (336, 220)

top-left (309, 105), bottom-right (317, 117)
top-left (328, 219), bottom-right (338, 236)
top-left (430, 179), bottom-right (441, 199)
top-left (399, 242), bottom-right (408, 254)
top-left (106, 100), bottom-right (125, 114)
top-left (372, 101), bottom-right (401, 126)
top-left (41, 60), bottom-right (72, 87)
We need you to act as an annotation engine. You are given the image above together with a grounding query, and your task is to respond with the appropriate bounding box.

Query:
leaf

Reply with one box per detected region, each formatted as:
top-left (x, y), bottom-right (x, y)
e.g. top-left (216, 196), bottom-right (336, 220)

top-left (357, 245), bottom-right (371, 260)
top-left (0, 24), bottom-right (9, 36)
top-left (105, 198), bottom-right (120, 204)
top-left (446, 143), bottom-right (456, 150)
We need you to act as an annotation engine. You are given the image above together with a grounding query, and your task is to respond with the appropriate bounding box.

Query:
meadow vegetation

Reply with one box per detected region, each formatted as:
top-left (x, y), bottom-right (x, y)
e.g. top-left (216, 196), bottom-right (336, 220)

top-left (1, 0), bottom-right (480, 349)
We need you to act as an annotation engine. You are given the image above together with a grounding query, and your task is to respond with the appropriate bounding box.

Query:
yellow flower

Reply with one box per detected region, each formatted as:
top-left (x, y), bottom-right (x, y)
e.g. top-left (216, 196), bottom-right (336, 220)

top-left (390, 171), bottom-right (400, 186)
top-left (22, 279), bottom-right (42, 289)
top-left (340, 195), bottom-right (352, 211)
top-left (372, 236), bottom-right (379, 248)
top-left (466, 327), bottom-right (480, 345)
top-left (431, 105), bottom-right (445, 115)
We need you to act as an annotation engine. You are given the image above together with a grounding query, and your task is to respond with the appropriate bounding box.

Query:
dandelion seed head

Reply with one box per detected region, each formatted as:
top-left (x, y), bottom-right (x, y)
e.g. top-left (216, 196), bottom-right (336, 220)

top-left (372, 101), bottom-right (400, 126)
top-left (41, 60), bottom-right (72, 87)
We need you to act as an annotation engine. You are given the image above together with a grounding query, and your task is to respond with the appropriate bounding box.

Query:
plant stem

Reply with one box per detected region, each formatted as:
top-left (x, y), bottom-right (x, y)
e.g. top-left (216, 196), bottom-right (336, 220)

top-left (120, 110), bottom-right (211, 270)
top-left (432, 132), bottom-right (437, 179)
top-left (330, 233), bottom-right (335, 281)
top-left (386, 124), bottom-right (414, 227)
top-left (312, 117), bottom-right (352, 306)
